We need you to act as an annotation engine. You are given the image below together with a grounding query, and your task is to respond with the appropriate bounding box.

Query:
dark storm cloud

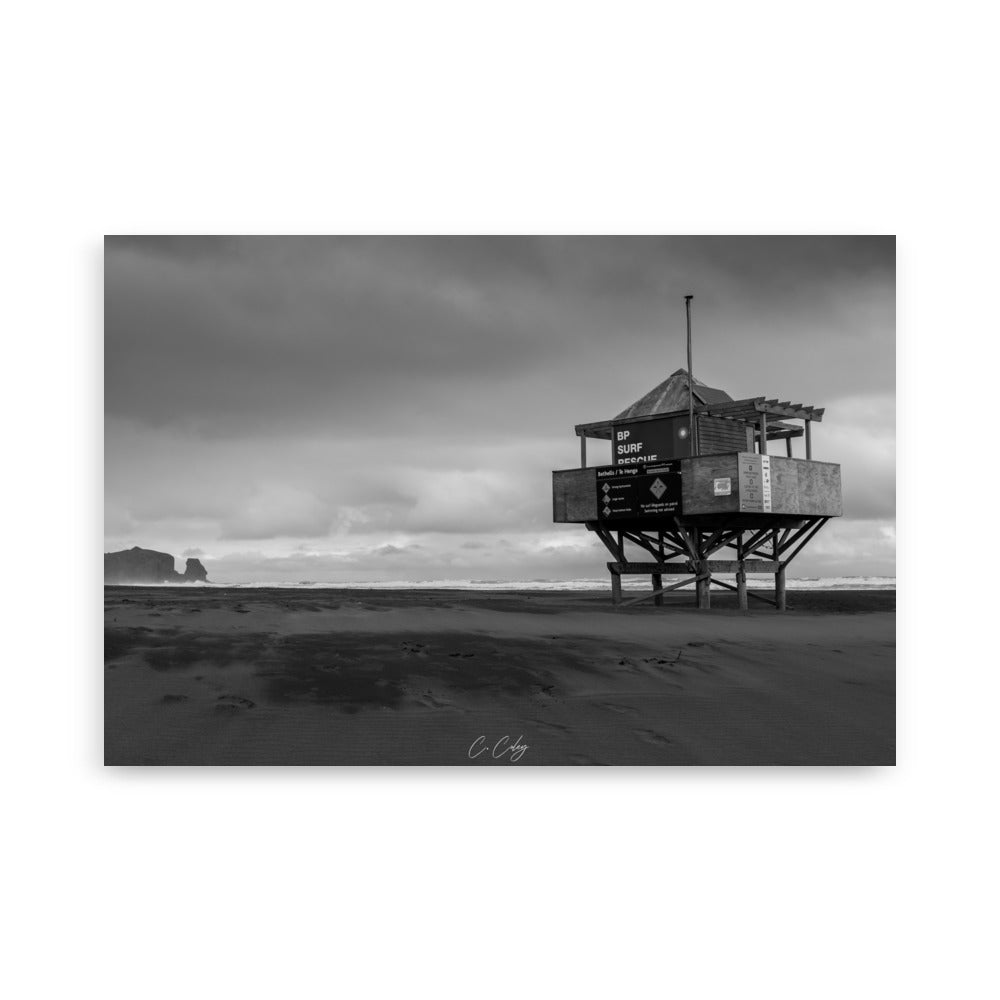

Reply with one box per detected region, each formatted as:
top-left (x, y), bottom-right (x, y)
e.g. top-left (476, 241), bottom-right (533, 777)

top-left (105, 236), bottom-right (894, 439)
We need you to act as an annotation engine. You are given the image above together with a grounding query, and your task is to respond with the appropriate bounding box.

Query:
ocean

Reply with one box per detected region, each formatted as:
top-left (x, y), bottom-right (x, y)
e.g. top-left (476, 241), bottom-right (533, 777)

top-left (111, 576), bottom-right (896, 591)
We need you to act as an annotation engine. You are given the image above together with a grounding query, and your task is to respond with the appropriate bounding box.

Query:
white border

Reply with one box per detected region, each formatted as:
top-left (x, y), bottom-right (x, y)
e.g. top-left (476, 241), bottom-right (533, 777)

top-left (5, 3), bottom-right (993, 997)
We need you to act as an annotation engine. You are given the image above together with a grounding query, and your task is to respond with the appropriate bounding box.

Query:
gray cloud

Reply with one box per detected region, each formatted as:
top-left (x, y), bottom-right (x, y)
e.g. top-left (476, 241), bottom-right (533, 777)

top-left (105, 237), bottom-right (894, 438)
top-left (105, 237), bottom-right (895, 579)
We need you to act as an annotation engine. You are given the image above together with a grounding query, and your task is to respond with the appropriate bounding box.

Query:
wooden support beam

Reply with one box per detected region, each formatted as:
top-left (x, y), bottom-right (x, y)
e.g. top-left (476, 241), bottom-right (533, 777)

top-left (593, 526), bottom-right (626, 564)
top-left (607, 560), bottom-right (779, 574)
top-left (737, 566), bottom-right (748, 611)
top-left (774, 521), bottom-right (813, 558)
top-left (776, 565), bottom-right (786, 612)
top-left (652, 573), bottom-right (663, 606)
top-left (740, 527), bottom-right (773, 556)
top-left (611, 571), bottom-right (622, 605)
top-left (580, 434), bottom-right (587, 468)
top-left (703, 527), bottom-right (727, 557)
top-left (711, 577), bottom-right (780, 608)
top-left (672, 522), bottom-right (701, 563)
top-left (779, 517), bottom-right (829, 568)
top-left (760, 411), bottom-right (768, 454)
top-left (747, 587), bottom-right (778, 608)
top-left (805, 419), bottom-right (812, 460)
top-left (696, 560), bottom-right (711, 609)
top-left (616, 575), bottom-right (702, 610)
top-left (620, 530), bottom-right (686, 561)
top-left (785, 436), bottom-right (792, 457)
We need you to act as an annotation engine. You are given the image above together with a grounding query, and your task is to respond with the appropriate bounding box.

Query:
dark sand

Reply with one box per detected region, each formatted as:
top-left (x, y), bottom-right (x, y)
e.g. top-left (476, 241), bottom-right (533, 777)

top-left (104, 587), bottom-right (895, 765)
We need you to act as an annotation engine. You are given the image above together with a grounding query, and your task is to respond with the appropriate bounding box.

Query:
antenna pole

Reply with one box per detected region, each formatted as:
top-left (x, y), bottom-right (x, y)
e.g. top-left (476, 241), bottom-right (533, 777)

top-left (685, 295), bottom-right (695, 455)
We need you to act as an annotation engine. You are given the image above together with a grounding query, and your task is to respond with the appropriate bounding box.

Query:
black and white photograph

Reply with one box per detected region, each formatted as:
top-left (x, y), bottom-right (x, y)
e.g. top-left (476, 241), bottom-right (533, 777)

top-left (12, 4), bottom-right (999, 997)
top-left (104, 235), bottom-right (895, 765)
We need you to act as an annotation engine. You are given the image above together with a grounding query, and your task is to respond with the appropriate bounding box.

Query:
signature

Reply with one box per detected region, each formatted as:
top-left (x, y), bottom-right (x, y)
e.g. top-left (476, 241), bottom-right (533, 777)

top-left (468, 734), bottom-right (529, 763)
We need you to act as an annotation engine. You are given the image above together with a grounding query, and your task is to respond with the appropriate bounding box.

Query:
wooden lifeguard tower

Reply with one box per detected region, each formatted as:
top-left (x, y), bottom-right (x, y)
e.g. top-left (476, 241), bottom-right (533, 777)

top-left (552, 341), bottom-right (842, 610)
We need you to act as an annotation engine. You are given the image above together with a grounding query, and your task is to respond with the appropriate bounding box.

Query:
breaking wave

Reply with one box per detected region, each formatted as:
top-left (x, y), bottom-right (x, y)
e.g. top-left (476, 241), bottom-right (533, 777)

top-left (110, 575), bottom-right (896, 591)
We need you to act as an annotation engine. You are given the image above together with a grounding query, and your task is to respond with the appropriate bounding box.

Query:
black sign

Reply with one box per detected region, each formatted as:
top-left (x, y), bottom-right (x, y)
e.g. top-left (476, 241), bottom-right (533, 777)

top-left (612, 417), bottom-right (694, 465)
top-left (596, 462), bottom-right (682, 519)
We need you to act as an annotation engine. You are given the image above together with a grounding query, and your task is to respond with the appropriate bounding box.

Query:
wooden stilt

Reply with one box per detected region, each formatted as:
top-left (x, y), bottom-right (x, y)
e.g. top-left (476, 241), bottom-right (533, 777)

top-left (586, 516), bottom-right (829, 613)
top-left (735, 535), bottom-right (747, 611)
top-left (697, 561), bottom-right (711, 609)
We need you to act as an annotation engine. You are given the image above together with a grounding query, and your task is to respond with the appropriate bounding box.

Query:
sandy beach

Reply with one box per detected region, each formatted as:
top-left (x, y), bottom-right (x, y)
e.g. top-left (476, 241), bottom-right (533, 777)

top-left (104, 587), bottom-right (895, 765)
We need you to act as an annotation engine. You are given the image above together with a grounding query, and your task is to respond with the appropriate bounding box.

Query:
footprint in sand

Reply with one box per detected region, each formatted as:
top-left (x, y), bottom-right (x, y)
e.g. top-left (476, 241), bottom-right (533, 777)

top-left (216, 695), bottom-right (256, 712)
top-left (599, 701), bottom-right (639, 716)
top-left (162, 694), bottom-right (189, 704)
top-left (400, 642), bottom-right (429, 658)
top-left (633, 728), bottom-right (673, 747)
top-left (642, 653), bottom-right (682, 666)
top-left (417, 691), bottom-right (455, 710)
top-left (535, 719), bottom-right (570, 735)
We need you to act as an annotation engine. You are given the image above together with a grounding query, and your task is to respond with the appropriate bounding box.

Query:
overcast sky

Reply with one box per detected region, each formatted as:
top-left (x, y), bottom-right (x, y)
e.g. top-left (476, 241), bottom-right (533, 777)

top-left (105, 236), bottom-right (895, 582)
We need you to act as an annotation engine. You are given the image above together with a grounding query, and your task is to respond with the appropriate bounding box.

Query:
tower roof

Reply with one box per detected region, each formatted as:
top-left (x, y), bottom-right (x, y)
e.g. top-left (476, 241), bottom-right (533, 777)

top-left (614, 368), bottom-right (733, 420)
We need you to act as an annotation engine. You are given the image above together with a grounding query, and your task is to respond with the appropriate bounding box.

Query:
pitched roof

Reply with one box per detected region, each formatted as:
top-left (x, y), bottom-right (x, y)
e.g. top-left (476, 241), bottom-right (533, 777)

top-left (614, 368), bottom-right (733, 420)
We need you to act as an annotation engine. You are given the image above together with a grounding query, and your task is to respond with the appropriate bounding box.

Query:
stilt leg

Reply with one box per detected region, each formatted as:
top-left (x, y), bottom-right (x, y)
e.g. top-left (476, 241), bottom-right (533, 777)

top-left (697, 561), bottom-right (711, 609)
top-left (775, 565), bottom-right (786, 612)
top-left (737, 565), bottom-right (748, 612)
top-left (611, 571), bottom-right (622, 606)
top-left (652, 573), bottom-right (663, 606)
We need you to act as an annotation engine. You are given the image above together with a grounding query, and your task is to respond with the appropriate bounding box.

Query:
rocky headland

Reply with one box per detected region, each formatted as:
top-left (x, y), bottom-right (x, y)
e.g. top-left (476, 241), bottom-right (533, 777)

top-left (104, 546), bottom-right (209, 585)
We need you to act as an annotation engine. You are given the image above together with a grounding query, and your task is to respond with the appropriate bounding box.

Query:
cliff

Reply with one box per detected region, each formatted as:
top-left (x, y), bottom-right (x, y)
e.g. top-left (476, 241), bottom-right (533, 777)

top-left (104, 546), bottom-right (209, 585)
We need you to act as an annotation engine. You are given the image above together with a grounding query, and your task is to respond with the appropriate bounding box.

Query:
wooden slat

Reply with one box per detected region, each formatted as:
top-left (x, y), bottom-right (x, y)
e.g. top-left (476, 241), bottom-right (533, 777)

top-left (616, 575), bottom-right (701, 609)
top-left (552, 468), bottom-right (597, 522)
top-left (712, 578), bottom-right (779, 607)
top-left (779, 517), bottom-right (829, 568)
top-left (609, 560), bottom-right (780, 574)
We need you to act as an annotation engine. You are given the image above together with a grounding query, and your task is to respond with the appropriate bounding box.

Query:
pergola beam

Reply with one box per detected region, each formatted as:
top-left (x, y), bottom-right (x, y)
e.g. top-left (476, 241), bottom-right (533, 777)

top-left (574, 396), bottom-right (826, 440)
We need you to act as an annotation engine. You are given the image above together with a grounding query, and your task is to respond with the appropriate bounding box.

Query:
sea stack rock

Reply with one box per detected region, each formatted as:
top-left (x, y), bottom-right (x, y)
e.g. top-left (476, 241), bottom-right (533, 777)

top-left (104, 546), bottom-right (210, 584)
top-left (183, 558), bottom-right (208, 582)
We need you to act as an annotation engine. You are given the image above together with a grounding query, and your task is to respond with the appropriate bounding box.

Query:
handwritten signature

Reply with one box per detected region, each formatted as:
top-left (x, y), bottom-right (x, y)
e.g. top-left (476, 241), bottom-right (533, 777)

top-left (468, 734), bottom-right (529, 763)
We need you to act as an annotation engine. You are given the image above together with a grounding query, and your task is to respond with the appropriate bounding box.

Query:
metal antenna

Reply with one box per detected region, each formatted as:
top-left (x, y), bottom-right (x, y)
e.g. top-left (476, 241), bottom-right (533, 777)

top-left (685, 295), bottom-right (695, 455)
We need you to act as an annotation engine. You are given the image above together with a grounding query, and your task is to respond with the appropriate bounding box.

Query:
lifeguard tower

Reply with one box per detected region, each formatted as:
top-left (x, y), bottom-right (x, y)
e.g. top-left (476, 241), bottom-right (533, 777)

top-left (552, 336), bottom-right (842, 610)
